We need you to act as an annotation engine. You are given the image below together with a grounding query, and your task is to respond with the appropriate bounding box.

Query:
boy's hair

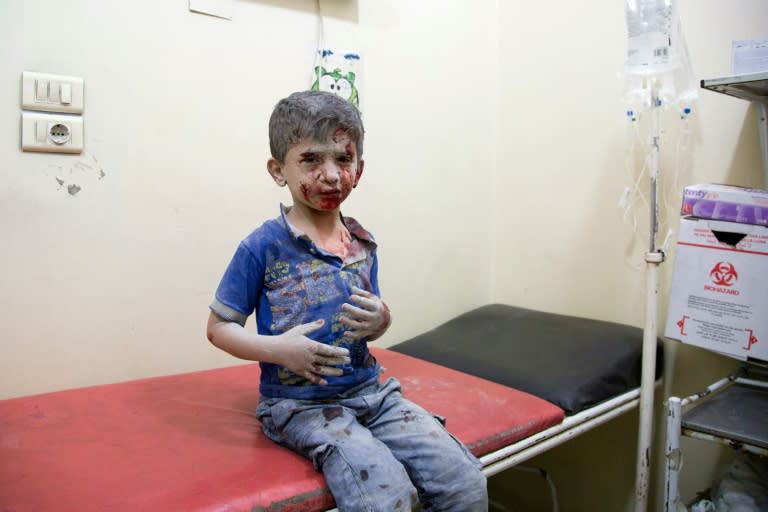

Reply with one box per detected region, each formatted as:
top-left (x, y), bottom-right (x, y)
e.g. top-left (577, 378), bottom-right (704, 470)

top-left (269, 90), bottom-right (364, 163)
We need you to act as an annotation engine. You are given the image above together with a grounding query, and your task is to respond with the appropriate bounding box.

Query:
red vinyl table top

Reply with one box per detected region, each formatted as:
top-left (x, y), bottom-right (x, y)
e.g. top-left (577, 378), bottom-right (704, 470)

top-left (0, 347), bottom-right (563, 512)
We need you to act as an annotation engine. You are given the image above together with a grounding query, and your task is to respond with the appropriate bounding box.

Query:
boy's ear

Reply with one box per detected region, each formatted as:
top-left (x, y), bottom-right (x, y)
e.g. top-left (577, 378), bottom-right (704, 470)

top-left (267, 158), bottom-right (287, 187)
top-left (353, 159), bottom-right (364, 188)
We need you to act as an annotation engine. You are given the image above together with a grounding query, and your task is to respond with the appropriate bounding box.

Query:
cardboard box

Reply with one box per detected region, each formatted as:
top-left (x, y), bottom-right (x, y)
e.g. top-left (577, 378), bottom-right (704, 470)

top-left (665, 217), bottom-right (768, 362)
top-left (681, 183), bottom-right (768, 227)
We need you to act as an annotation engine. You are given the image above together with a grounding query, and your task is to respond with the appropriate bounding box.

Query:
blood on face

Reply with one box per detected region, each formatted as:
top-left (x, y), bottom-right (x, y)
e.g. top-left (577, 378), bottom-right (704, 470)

top-left (295, 129), bottom-right (360, 211)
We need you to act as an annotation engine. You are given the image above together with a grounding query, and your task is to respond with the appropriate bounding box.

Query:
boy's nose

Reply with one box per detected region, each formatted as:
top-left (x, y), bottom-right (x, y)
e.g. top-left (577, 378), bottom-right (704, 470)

top-left (319, 162), bottom-right (341, 184)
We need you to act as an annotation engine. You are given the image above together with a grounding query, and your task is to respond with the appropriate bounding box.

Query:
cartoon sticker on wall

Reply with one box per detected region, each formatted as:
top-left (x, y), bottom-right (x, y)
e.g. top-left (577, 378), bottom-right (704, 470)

top-left (311, 49), bottom-right (361, 109)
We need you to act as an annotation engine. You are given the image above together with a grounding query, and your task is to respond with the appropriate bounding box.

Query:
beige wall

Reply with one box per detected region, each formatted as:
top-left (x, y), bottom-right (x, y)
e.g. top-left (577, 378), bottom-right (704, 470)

top-left (1, 0), bottom-right (766, 510)
top-left (0, 0), bottom-right (498, 398)
top-left (494, 0), bottom-right (767, 510)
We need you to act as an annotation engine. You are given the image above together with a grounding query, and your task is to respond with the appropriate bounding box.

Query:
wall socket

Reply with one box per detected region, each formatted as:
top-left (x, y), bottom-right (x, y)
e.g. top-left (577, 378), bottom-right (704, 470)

top-left (21, 111), bottom-right (83, 154)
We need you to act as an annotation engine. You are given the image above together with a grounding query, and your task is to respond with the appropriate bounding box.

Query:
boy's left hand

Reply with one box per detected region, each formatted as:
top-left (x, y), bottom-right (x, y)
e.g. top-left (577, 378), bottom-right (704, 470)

top-left (340, 286), bottom-right (391, 341)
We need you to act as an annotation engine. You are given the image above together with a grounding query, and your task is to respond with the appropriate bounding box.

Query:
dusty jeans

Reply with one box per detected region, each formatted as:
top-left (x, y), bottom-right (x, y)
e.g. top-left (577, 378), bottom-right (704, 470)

top-left (256, 377), bottom-right (488, 512)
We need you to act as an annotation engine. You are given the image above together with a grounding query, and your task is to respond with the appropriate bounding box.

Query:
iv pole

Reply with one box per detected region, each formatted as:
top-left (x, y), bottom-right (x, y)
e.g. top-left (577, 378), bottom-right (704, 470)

top-left (634, 77), bottom-right (664, 512)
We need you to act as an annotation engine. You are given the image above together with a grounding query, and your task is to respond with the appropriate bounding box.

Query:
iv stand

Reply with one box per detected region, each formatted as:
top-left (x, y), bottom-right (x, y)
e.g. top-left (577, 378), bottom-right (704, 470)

top-left (634, 78), bottom-right (664, 512)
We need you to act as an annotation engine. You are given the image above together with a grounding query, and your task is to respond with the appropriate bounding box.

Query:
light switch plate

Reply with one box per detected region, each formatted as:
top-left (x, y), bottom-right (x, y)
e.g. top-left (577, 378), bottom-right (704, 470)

top-left (21, 71), bottom-right (84, 114)
top-left (21, 111), bottom-right (83, 154)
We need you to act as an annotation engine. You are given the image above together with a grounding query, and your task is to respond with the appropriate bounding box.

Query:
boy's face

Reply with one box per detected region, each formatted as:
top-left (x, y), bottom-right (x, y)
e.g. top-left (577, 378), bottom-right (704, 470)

top-left (267, 129), bottom-right (364, 212)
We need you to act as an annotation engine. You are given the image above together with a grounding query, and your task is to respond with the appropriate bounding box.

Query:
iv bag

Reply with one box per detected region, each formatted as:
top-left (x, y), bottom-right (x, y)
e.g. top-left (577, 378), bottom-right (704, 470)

top-left (625, 0), bottom-right (681, 75)
top-left (623, 0), bottom-right (697, 113)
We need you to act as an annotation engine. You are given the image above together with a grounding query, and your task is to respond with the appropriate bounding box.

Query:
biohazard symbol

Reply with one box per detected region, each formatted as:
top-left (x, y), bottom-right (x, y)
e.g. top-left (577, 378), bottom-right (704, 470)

top-left (709, 262), bottom-right (738, 287)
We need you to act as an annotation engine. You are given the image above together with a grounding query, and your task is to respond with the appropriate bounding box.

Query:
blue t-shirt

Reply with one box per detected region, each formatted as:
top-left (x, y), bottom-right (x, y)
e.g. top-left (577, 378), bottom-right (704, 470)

top-left (210, 205), bottom-right (382, 399)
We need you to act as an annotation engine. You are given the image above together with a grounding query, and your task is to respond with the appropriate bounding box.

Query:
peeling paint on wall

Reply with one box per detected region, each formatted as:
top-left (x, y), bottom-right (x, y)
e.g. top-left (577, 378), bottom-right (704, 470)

top-left (45, 152), bottom-right (106, 196)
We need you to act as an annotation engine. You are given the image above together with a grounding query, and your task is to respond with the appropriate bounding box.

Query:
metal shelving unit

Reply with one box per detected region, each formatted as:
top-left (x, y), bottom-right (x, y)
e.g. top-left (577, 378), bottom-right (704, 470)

top-left (663, 72), bottom-right (768, 511)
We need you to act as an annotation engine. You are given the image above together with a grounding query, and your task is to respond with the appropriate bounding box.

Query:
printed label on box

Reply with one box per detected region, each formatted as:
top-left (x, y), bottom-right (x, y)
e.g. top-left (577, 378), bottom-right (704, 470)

top-left (665, 218), bottom-right (768, 362)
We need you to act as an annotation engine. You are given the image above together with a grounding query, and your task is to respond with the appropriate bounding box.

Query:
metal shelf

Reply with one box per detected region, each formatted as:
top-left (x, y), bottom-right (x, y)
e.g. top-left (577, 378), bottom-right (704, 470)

top-left (701, 71), bottom-right (768, 104)
top-left (664, 371), bottom-right (768, 511)
top-left (682, 380), bottom-right (768, 454)
top-left (701, 71), bottom-right (768, 186)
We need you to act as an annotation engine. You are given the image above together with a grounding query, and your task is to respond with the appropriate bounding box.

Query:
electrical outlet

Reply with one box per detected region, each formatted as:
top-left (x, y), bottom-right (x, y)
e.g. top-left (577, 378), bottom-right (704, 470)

top-left (21, 111), bottom-right (83, 154)
top-left (21, 71), bottom-right (84, 114)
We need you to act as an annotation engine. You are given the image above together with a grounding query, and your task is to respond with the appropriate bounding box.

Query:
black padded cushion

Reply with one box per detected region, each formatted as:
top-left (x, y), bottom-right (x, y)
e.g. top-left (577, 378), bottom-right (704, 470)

top-left (390, 304), bottom-right (663, 414)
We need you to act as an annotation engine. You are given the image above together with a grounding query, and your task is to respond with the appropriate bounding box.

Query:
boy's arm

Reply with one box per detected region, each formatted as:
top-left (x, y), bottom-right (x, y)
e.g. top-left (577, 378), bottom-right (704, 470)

top-left (206, 311), bottom-right (351, 386)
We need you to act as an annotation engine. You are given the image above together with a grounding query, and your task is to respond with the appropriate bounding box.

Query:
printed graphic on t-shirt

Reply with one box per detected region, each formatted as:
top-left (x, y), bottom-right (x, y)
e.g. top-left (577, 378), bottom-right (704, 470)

top-left (262, 249), bottom-right (376, 386)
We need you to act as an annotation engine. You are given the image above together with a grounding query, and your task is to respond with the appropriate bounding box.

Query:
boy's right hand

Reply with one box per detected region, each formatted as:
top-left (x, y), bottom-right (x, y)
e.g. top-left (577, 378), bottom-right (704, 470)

top-left (275, 319), bottom-right (351, 386)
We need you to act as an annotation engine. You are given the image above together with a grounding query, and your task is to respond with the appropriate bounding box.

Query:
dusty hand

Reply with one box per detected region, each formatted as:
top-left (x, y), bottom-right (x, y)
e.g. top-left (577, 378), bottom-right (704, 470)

top-left (340, 287), bottom-right (391, 341)
top-left (274, 319), bottom-right (351, 385)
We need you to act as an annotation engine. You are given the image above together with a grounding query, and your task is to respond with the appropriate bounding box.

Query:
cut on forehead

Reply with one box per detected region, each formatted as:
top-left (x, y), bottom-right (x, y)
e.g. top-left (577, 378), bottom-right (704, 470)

top-left (269, 90), bottom-right (364, 162)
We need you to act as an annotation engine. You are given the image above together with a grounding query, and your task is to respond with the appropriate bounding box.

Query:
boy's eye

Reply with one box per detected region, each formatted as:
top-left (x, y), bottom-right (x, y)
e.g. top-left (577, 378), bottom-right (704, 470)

top-left (337, 155), bottom-right (353, 164)
top-left (299, 154), bottom-right (320, 163)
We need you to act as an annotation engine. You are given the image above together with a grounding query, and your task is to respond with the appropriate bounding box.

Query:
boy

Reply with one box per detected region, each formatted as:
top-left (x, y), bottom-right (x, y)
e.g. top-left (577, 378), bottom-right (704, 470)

top-left (207, 90), bottom-right (488, 511)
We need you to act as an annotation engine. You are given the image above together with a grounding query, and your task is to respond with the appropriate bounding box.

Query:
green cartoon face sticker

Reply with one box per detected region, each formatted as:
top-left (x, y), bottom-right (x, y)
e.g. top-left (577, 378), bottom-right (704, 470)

top-left (312, 66), bottom-right (359, 107)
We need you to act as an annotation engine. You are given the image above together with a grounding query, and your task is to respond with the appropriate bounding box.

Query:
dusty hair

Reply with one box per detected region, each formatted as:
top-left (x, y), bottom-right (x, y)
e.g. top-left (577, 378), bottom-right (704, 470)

top-left (268, 90), bottom-right (364, 162)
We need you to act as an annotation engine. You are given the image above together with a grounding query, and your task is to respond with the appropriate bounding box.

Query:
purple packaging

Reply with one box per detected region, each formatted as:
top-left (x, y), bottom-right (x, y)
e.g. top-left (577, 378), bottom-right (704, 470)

top-left (681, 184), bottom-right (768, 227)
